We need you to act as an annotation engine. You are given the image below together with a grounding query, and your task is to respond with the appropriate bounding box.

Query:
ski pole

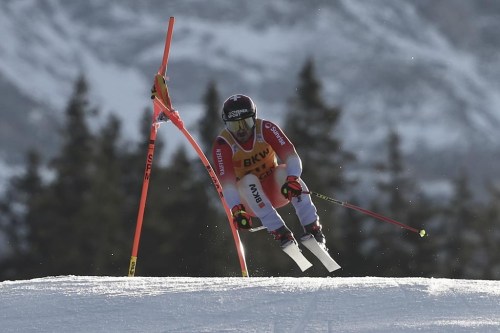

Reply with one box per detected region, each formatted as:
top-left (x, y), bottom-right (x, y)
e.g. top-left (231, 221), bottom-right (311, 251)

top-left (304, 191), bottom-right (427, 237)
top-left (250, 192), bottom-right (427, 237)
top-left (128, 17), bottom-right (175, 277)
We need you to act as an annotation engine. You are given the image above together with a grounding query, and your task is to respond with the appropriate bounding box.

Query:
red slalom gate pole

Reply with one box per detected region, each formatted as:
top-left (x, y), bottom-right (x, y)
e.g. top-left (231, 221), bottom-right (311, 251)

top-left (130, 16), bottom-right (249, 277)
top-left (128, 17), bottom-right (175, 277)
top-left (304, 191), bottom-right (427, 237)
top-left (152, 89), bottom-right (249, 277)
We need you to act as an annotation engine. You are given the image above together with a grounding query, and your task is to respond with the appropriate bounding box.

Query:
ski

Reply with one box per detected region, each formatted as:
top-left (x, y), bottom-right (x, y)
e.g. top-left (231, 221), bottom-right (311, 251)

top-left (301, 235), bottom-right (341, 272)
top-left (282, 241), bottom-right (313, 272)
top-left (250, 225), bottom-right (340, 273)
top-left (249, 226), bottom-right (266, 232)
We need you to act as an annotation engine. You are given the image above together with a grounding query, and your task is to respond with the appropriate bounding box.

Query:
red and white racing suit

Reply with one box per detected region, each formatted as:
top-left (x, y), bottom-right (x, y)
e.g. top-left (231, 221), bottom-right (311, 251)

top-left (212, 118), bottom-right (318, 232)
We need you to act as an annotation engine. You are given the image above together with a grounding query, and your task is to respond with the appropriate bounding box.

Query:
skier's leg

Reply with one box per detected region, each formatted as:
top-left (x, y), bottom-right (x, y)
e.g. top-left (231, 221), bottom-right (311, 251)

top-left (266, 165), bottom-right (319, 227)
top-left (237, 174), bottom-right (295, 247)
top-left (237, 173), bottom-right (285, 232)
top-left (268, 166), bottom-right (325, 244)
top-left (260, 165), bottom-right (289, 209)
top-left (291, 180), bottom-right (327, 244)
top-left (290, 178), bottom-right (319, 227)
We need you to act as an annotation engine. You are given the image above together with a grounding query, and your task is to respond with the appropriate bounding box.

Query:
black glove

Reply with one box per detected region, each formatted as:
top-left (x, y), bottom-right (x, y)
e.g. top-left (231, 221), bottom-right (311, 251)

top-left (281, 176), bottom-right (303, 200)
top-left (231, 204), bottom-right (252, 230)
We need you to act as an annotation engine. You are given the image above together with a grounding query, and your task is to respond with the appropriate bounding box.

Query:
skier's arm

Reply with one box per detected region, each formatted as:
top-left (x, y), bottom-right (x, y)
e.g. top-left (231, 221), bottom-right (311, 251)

top-left (212, 138), bottom-right (253, 229)
top-left (261, 120), bottom-right (302, 177)
top-left (262, 120), bottom-right (305, 199)
top-left (212, 138), bottom-right (241, 209)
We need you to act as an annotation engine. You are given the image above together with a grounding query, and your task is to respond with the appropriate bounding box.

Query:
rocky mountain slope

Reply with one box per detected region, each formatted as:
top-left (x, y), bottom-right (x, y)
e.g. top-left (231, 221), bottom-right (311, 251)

top-left (1, 0), bottom-right (499, 194)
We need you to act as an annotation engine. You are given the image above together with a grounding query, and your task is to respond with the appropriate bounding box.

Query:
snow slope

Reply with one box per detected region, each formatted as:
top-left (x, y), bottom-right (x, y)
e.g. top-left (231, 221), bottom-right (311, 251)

top-left (1, 276), bottom-right (499, 332)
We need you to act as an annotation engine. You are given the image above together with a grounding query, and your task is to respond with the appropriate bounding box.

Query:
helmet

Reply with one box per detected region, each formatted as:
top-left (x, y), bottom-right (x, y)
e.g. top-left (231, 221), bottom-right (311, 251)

top-left (222, 94), bottom-right (257, 142)
top-left (221, 94), bottom-right (257, 122)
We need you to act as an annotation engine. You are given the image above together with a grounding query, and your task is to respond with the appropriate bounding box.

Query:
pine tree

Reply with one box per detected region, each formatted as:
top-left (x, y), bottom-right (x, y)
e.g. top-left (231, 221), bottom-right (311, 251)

top-left (0, 150), bottom-right (44, 280)
top-left (51, 76), bottom-right (95, 199)
top-left (81, 114), bottom-right (129, 275)
top-left (138, 147), bottom-right (232, 276)
top-left (36, 75), bottom-right (97, 275)
top-left (374, 131), bottom-right (410, 218)
top-left (282, 57), bottom-right (355, 276)
top-left (284, 58), bottom-right (353, 194)
top-left (0, 75), bottom-right (98, 278)
top-left (404, 194), bottom-right (438, 277)
top-left (451, 171), bottom-right (476, 277)
top-left (441, 171), bottom-right (480, 278)
top-left (198, 80), bottom-right (222, 156)
top-left (0, 77), bottom-right (182, 278)
top-left (370, 129), bottom-right (420, 276)
top-left (481, 185), bottom-right (500, 279)
top-left (333, 198), bottom-right (371, 277)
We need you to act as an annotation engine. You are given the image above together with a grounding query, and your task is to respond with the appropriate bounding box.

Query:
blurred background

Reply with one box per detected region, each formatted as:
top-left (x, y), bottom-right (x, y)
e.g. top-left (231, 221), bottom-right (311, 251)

top-left (0, 0), bottom-right (499, 280)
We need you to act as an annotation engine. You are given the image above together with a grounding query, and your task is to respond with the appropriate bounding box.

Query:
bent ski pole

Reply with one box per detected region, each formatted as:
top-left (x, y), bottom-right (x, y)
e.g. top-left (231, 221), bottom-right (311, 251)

top-left (304, 191), bottom-right (427, 237)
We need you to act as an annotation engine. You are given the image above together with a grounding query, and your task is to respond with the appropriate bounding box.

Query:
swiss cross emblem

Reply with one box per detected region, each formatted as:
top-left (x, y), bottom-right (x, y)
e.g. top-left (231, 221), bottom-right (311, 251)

top-left (230, 95), bottom-right (242, 102)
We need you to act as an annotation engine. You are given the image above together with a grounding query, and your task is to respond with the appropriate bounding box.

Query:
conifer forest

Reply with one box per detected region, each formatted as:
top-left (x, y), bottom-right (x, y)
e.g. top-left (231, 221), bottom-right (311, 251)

top-left (1, 59), bottom-right (499, 281)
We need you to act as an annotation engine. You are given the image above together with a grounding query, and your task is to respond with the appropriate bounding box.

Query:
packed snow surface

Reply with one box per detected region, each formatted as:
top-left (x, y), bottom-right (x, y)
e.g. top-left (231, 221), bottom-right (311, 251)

top-left (1, 276), bottom-right (500, 332)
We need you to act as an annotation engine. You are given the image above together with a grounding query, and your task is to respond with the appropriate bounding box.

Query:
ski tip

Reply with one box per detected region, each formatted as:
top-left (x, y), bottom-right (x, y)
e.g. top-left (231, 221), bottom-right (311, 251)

top-left (327, 263), bottom-right (342, 273)
top-left (303, 262), bottom-right (314, 272)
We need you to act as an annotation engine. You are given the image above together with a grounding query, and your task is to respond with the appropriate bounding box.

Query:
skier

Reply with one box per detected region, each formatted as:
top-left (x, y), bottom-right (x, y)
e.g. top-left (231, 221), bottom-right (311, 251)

top-left (211, 94), bottom-right (327, 251)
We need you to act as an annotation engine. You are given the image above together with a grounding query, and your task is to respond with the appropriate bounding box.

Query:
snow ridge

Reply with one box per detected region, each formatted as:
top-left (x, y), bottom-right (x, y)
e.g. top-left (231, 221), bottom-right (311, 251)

top-left (1, 275), bottom-right (500, 332)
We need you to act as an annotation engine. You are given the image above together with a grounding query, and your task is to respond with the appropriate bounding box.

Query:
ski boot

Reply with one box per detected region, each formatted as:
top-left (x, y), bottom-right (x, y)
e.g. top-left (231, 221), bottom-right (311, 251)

top-left (301, 221), bottom-right (326, 249)
top-left (271, 225), bottom-right (313, 271)
top-left (270, 225), bottom-right (296, 248)
top-left (301, 221), bottom-right (340, 272)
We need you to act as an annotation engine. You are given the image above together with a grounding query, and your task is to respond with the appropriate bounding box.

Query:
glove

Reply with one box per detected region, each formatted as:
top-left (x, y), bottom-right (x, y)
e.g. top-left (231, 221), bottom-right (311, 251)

top-left (231, 204), bottom-right (252, 230)
top-left (281, 176), bottom-right (303, 200)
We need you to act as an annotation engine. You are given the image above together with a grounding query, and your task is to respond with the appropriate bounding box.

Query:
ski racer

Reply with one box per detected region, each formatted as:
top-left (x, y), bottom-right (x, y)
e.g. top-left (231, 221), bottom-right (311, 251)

top-left (211, 94), bottom-right (327, 250)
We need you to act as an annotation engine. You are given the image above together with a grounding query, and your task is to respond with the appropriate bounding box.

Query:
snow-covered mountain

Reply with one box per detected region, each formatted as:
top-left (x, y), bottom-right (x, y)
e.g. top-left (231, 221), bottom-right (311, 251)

top-left (1, 0), bottom-right (500, 193)
top-left (1, 276), bottom-right (500, 332)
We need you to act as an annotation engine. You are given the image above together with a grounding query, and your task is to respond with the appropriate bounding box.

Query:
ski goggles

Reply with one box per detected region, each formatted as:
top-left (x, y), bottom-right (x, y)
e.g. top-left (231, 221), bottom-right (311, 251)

top-left (225, 117), bottom-right (255, 133)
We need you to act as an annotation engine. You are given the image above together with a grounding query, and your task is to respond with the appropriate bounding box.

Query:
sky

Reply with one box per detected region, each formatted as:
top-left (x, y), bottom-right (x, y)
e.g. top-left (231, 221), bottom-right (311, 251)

top-left (1, 275), bottom-right (500, 332)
